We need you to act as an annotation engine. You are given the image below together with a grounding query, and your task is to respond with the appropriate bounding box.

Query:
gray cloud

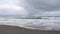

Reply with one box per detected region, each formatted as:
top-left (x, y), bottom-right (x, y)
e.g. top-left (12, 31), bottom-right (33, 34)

top-left (0, 0), bottom-right (60, 16)
top-left (25, 0), bottom-right (60, 16)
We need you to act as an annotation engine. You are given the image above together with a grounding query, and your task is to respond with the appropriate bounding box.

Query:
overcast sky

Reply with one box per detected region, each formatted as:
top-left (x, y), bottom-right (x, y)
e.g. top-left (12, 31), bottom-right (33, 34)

top-left (0, 0), bottom-right (60, 16)
top-left (0, 0), bottom-right (28, 16)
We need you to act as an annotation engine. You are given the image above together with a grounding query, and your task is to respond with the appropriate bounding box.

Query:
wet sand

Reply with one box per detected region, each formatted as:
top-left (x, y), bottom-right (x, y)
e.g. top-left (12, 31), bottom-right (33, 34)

top-left (0, 25), bottom-right (60, 34)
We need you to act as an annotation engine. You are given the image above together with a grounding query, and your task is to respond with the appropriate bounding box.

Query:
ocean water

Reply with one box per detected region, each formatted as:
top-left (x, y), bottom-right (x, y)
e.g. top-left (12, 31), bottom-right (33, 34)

top-left (0, 16), bottom-right (60, 31)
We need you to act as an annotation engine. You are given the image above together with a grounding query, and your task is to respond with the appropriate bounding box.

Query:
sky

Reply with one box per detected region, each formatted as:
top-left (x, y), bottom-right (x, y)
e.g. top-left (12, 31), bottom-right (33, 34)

top-left (0, 0), bottom-right (60, 16)
top-left (25, 0), bottom-right (60, 16)
top-left (0, 0), bottom-right (28, 16)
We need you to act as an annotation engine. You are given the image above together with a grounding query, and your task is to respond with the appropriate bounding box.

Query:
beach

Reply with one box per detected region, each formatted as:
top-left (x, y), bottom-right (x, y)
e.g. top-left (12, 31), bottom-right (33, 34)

top-left (0, 25), bottom-right (60, 34)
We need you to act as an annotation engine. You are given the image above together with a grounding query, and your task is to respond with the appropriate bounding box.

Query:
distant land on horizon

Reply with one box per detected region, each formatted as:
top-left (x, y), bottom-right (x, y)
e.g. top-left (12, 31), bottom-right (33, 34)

top-left (0, 15), bottom-right (60, 17)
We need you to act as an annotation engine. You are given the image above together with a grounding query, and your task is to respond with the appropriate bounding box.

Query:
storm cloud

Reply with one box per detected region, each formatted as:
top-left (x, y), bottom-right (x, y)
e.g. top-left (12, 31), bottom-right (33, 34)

top-left (0, 0), bottom-right (60, 16)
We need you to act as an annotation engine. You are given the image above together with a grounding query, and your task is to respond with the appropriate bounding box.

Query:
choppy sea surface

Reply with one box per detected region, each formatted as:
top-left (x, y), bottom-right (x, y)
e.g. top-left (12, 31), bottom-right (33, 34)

top-left (0, 16), bottom-right (60, 31)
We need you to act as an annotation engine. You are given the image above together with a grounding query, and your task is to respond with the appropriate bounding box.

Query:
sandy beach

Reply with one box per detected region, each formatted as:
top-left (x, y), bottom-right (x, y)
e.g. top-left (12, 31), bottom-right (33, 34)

top-left (0, 25), bottom-right (60, 34)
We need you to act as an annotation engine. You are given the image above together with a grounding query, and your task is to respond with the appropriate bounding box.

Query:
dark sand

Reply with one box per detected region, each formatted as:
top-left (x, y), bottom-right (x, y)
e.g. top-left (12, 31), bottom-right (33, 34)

top-left (0, 25), bottom-right (60, 34)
